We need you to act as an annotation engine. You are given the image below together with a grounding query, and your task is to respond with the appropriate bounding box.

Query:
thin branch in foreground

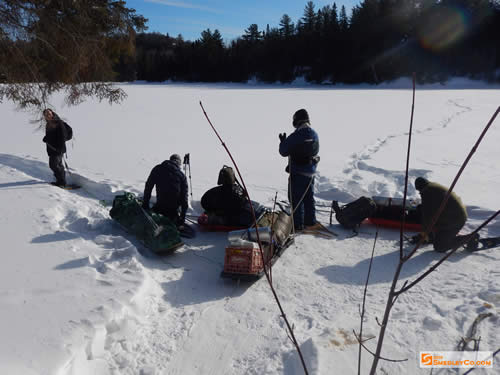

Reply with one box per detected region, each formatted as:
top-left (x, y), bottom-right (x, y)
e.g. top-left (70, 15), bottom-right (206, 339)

top-left (400, 72), bottom-right (417, 260)
top-left (354, 331), bottom-right (408, 363)
top-left (369, 103), bottom-right (500, 375)
top-left (403, 106), bottom-right (500, 263)
top-left (395, 209), bottom-right (500, 296)
top-left (200, 101), bottom-right (309, 375)
top-left (358, 229), bottom-right (379, 375)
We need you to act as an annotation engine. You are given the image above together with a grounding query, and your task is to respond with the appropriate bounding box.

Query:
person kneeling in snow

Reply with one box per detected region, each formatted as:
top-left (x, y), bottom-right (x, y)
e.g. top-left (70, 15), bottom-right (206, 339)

top-left (414, 177), bottom-right (476, 252)
top-left (142, 154), bottom-right (188, 228)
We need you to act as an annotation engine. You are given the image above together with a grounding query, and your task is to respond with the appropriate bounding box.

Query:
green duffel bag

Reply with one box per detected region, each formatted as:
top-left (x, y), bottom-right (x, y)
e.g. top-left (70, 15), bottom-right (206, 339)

top-left (109, 192), bottom-right (182, 254)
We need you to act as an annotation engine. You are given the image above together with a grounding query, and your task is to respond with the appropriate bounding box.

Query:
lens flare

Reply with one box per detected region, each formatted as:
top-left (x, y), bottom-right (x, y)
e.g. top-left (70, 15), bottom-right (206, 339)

top-left (418, 6), bottom-right (470, 52)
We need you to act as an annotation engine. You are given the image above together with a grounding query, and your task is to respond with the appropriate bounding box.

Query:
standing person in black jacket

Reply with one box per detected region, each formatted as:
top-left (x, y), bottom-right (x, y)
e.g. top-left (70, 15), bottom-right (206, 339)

top-left (142, 154), bottom-right (188, 227)
top-left (42, 109), bottom-right (68, 186)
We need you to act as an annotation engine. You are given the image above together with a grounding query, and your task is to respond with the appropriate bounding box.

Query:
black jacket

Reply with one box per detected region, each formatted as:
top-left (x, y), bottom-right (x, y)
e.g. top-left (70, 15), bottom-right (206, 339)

top-left (201, 184), bottom-right (247, 216)
top-left (143, 160), bottom-right (188, 221)
top-left (201, 184), bottom-right (255, 226)
top-left (43, 119), bottom-right (67, 156)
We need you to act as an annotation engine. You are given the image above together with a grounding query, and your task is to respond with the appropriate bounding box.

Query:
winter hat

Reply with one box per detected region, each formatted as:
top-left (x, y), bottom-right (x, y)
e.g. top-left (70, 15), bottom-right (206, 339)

top-left (169, 154), bottom-right (182, 168)
top-left (293, 109), bottom-right (309, 127)
top-left (415, 177), bottom-right (429, 191)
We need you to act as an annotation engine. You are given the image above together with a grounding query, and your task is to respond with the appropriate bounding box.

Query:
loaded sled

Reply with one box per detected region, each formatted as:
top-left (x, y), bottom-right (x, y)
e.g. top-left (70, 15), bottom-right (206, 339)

top-left (221, 210), bottom-right (294, 281)
top-left (331, 195), bottom-right (422, 232)
top-left (366, 196), bottom-right (422, 231)
top-left (109, 192), bottom-right (183, 254)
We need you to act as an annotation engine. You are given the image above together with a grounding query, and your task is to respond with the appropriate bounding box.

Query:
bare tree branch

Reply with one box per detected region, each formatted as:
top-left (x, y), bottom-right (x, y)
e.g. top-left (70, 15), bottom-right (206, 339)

top-left (368, 97), bottom-right (500, 375)
top-left (358, 229), bottom-right (378, 375)
top-left (396, 210), bottom-right (500, 296)
top-left (200, 102), bottom-right (309, 375)
top-left (0, 0), bottom-right (147, 111)
top-left (354, 331), bottom-right (408, 363)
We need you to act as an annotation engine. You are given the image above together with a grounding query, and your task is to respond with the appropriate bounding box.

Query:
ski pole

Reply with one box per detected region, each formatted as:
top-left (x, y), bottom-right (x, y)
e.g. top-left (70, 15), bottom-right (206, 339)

top-left (183, 153), bottom-right (193, 200)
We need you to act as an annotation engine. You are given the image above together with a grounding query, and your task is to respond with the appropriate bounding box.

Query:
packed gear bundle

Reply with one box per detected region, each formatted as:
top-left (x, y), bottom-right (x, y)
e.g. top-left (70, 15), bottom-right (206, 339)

top-left (331, 196), bottom-right (427, 232)
top-left (110, 192), bottom-right (183, 254)
top-left (331, 196), bottom-right (377, 230)
top-left (217, 165), bottom-right (236, 186)
top-left (221, 209), bottom-right (294, 280)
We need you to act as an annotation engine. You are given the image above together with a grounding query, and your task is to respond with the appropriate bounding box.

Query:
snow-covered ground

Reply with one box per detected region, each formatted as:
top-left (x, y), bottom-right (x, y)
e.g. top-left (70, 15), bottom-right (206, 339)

top-left (1, 79), bottom-right (499, 374)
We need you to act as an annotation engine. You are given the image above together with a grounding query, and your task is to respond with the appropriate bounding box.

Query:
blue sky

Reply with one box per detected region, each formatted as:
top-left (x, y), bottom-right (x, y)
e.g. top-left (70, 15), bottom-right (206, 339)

top-left (126, 0), bottom-right (359, 42)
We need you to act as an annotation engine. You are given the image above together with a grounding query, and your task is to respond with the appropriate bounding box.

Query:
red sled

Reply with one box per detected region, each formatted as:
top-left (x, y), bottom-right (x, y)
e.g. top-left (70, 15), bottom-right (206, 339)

top-left (365, 218), bottom-right (422, 232)
top-left (366, 196), bottom-right (422, 232)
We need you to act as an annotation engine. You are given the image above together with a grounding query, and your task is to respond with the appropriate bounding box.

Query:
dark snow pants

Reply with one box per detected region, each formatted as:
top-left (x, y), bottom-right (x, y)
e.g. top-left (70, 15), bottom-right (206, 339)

top-left (433, 220), bottom-right (467, 252)
top-left (289, 173), bottom-right (316, 230)
top-left (49, 154), bottom-right (66, 185)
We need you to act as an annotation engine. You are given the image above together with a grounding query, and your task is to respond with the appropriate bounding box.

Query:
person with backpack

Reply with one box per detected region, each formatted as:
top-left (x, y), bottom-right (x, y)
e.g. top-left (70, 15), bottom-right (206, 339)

top-left (142, 154), bottom-right (188, 228)
top-left (414, 177), bottom-right (473, 252)
top-left (278, 109), bottom-right (320, 231)
top-left (42, 109), bottom-right (71, 187)
top-left (200, 166), bottom-right (255, 227)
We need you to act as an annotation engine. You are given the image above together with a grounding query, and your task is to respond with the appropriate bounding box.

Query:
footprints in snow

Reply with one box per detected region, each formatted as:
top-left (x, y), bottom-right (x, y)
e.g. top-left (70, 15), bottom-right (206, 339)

top-left (340, 98), bottom-right (472, 200)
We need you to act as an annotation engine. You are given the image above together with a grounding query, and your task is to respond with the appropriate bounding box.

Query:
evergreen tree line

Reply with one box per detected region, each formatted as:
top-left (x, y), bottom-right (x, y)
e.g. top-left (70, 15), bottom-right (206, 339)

top-left (124, 0), bottom-right (500, 84)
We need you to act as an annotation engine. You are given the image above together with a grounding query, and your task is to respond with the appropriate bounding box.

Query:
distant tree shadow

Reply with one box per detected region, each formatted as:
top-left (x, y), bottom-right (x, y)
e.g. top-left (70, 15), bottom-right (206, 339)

top-left (316, 248), bottom-right (443, 285)
top-left (0, 179), bottom-right (47, 189)
top-left (0, 153), bottom-right (131, 203)
top-left (54, 257), bottom-right (89, 270)
top-left (31, 231), bottom-right (80, 243)
top-left (0, 153), bottom-right (52, 181)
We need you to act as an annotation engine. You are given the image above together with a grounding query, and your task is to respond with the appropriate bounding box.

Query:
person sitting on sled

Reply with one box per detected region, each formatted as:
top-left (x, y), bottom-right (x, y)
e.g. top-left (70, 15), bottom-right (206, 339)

top-left (200, 166), bottom-right (255, 227)
top-left (414, 177), bottom-right (477, 251)
top-left (142, 154), bottom-right (188, 228)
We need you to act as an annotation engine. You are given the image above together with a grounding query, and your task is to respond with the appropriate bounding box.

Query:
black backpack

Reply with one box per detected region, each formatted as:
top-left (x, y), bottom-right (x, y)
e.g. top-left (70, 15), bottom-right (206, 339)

top-left (63, 122), bottom-right (73, 141)
top-left (217, 165), bottom-right (236, 186)
top-left (332, 197), bottom-right (377, 230)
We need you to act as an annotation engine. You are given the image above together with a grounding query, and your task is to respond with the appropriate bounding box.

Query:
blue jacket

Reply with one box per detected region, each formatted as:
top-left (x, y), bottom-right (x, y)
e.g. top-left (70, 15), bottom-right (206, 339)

top-left (279, 123), bottom-right (319, 176)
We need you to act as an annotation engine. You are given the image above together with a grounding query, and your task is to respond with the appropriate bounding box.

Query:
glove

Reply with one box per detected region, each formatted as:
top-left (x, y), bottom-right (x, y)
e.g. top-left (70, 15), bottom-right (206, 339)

top-left (279, 133), bottom-right (286, 142)
top-left (42, 136), bottom-right (47, 143)
top-left (176, 214), bottom-right (185, 227)
top-left (410, 232), bottom-right (429, 244)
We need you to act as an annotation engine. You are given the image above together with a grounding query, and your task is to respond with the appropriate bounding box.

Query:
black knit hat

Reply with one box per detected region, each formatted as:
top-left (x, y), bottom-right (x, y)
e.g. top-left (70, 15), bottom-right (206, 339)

top-left (293, 109), bottom-right (309, 127)
top-left (415, 177), bottom-right (429, 191)
top-left (170, 154), bottom-right (182, 168)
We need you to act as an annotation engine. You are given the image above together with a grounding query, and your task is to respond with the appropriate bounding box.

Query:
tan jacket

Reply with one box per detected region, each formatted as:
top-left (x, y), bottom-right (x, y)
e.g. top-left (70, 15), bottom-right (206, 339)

top-left (419, 181), bottom-right (467, 232)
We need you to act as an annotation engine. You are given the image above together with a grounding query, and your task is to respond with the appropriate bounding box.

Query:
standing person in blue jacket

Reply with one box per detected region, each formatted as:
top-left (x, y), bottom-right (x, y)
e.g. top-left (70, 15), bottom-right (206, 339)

top-left (142, 154), bottom-right (188, 228)
top-left (279, 109), bottom-right (320, 231)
